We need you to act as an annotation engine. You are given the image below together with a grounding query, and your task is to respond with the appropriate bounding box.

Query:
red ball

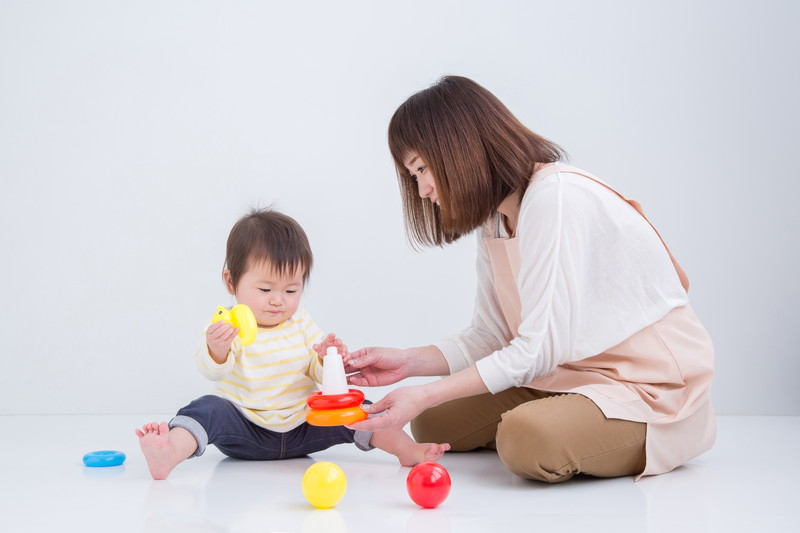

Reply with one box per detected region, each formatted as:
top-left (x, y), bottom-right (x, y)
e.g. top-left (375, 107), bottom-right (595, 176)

top-left (406, 462), bottom-right (451, 508)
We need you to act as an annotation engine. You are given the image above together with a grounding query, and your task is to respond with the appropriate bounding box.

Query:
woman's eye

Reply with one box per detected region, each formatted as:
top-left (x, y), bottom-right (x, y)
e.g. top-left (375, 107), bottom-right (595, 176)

top-left (417, 166), bottom-right (426, 173)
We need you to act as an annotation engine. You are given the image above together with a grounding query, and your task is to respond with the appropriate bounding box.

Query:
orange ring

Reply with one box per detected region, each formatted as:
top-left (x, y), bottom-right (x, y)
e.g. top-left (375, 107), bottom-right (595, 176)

top-left (307, 389), bottom-right (365, 410)
top-left (305, 407), bottom-right (367, 427)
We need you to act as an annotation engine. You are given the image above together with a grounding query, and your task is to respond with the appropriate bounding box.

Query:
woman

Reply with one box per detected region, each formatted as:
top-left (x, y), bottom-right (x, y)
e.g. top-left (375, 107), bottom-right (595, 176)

top-left (346, 76), bottom-right (714, 482)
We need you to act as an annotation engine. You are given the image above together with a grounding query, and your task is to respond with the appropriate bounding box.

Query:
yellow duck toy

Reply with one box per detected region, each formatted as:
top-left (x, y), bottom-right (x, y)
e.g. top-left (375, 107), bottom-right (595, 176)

top-left (211, 304), bottom-right (258, 346)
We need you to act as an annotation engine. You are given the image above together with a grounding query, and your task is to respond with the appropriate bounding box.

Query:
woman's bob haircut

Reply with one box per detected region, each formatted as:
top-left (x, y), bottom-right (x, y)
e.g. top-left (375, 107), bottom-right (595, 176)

top-left (388, 75), bottom-right (565, 248)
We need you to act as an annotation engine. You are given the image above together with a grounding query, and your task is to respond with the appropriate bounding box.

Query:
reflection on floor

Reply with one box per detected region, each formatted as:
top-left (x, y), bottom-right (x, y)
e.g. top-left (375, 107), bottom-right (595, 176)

top-left (0, 415), bottom-right (797, 532)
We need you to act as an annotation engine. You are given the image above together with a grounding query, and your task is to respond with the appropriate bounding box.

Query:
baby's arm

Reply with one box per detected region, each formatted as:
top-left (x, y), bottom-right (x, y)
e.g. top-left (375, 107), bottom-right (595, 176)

top-left (206, 321), bottom-right (238, 364)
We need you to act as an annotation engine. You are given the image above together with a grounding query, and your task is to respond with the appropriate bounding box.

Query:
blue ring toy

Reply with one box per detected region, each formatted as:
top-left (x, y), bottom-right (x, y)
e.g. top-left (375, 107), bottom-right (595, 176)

top-left (83, 450), bottom-right (126, 467)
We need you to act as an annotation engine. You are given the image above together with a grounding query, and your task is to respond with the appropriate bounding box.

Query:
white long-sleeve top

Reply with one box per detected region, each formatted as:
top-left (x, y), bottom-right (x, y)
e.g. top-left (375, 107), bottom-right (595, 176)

top-left (435, 169), bottom-right (689, 394)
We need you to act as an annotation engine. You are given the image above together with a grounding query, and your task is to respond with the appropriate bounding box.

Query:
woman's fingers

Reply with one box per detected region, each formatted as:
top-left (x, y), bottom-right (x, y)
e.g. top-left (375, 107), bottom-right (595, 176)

top-left (347, 387), bottom-right (423, 432)
top-left (345, 348), bottom-right (376, 369)
top-left (346, 411), bottom-right (400, 432)
top-left (361, 398), bottom-right (387, 414)
top-left (346, 373), bottom-right (369, 386)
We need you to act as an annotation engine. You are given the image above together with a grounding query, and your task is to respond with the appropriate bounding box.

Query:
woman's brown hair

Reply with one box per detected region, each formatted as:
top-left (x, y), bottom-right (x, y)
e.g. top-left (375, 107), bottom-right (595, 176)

top-left (388, 75), bottom-right (565, 247)
top-left (224, 208), bottom-right (313, 290)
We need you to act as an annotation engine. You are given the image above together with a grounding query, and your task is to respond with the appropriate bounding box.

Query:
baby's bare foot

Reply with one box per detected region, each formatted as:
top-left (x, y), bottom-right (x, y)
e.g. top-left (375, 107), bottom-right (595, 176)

top-left (397, 442), bottom-right (451, 467)
top-left (136, 421), bottom-right (183, 480)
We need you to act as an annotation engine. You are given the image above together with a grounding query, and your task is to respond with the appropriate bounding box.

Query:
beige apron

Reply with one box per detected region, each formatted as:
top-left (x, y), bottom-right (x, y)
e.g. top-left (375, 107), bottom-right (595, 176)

top-left (485, 163), bottom-right (715, 478)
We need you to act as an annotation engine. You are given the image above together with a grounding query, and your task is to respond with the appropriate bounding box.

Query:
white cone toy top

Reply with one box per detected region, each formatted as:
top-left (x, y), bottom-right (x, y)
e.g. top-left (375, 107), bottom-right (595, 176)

top-left (321, 346), bottom-right (348, 395)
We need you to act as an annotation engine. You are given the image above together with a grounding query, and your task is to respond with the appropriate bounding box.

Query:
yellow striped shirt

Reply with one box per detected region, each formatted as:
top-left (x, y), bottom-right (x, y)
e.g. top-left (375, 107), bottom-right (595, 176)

top-left (195, 308), bottom-right (324, 432)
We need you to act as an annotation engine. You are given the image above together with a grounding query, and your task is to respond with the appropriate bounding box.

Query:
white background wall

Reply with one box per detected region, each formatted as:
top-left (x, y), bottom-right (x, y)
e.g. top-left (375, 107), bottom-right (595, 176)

top-left (1, 1), bottom-right (797, 416)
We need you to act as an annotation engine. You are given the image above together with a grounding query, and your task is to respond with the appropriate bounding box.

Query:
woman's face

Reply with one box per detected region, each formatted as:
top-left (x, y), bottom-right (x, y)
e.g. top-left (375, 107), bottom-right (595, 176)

top-left (404, 152), bottom-right (439, 205)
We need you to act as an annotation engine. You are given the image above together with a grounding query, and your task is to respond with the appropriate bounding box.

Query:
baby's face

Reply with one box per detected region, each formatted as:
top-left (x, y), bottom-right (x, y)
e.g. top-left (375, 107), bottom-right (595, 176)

top-left (229, 262), bottom-right (305, 328)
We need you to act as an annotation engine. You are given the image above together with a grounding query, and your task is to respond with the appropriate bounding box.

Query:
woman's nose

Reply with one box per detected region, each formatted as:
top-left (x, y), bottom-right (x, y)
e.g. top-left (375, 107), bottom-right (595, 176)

top-left (417, 181), bottom-right (432, 198)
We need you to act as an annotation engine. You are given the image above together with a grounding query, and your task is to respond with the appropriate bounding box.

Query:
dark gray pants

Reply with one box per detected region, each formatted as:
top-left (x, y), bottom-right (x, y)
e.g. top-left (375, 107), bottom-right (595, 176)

top-left (170, 395), bottom-right (372, 460)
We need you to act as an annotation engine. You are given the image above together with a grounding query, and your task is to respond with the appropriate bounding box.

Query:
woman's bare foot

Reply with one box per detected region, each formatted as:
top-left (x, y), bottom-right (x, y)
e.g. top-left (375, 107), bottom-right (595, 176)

top-left (135, 422), bottom-right (193, 480)
top-left (396, 442), bottom-right (451, 467)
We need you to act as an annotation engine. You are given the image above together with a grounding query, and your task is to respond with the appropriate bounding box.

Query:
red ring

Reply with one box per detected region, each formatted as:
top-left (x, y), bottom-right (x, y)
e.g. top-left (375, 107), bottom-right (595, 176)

top-left (307, 389), bottom-right (365, 410)
top-left (306, 407), bottom-right (367, 427)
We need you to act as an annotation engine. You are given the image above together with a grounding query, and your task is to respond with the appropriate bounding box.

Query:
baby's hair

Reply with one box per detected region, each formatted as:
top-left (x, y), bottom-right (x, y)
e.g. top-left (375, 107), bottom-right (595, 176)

top-left (224, 207), bottom-right (313, 290)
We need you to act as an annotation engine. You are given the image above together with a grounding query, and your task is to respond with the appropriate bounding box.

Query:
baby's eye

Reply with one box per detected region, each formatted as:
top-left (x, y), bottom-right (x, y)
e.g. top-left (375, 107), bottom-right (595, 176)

top-left (259, 288), bottom-right (271, 293)
top-left (287, 290), bottom-right (297, 294)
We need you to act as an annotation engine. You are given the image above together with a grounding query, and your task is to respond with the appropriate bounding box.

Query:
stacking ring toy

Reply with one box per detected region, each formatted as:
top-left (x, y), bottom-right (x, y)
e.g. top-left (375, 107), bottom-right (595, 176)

top-left (212, 304), bottom-right (258, 346)
top-left (82, 450), bottom-right (126, 467)
top-left (307, 390), bottom-right (365, 410)
top-left (306, 388), bottom-right (367, 426)
top-left (306, 407), bottom-right (367, 426)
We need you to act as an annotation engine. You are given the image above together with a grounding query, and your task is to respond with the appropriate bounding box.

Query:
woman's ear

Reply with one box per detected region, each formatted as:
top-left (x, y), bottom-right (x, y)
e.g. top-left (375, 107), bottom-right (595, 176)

top-left (222, 270), bottom-right (235, 295)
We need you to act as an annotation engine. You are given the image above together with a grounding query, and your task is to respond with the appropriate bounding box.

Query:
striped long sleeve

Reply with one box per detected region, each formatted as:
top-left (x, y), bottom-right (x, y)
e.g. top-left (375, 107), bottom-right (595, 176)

top-left (195, 308), bottom-right (326, 432)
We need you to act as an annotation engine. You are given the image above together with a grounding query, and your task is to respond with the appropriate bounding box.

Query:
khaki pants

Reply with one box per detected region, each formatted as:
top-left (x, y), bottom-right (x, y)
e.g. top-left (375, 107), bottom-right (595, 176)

top-left (410, 388), bottom-right (646, 483)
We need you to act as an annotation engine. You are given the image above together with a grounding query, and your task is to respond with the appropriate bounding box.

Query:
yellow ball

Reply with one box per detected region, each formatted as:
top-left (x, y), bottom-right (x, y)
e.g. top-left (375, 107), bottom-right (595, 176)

top-left (301, 462), bottom-right (347, 509)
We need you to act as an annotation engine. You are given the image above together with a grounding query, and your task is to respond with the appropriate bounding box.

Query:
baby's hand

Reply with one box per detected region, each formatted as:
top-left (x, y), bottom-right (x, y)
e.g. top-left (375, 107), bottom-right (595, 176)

top-left (313, 333), bottom-right (349, 361)
top-left (206, 321), bottom-right (238, 362)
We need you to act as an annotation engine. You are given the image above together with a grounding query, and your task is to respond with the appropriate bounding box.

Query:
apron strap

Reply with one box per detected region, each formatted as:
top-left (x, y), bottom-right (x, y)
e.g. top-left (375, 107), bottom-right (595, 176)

top-left (535, 163), bottom-right (690, 292)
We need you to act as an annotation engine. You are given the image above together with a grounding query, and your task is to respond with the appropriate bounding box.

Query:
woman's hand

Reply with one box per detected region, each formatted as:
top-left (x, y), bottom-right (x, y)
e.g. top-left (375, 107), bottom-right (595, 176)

top-left (344, 347), bottom-right (412, 387)
top-left (346, 385), bottom-right (429, 432)
top-left (347, 365), bottom-right (491, 432)
top-left (313, 333), bottom-right (348, 361)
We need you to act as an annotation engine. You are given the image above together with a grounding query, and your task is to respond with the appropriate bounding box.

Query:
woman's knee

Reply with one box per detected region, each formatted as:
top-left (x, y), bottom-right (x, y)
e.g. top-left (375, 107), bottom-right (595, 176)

top-left (411, 401), bottom-right (493, 451)
top-left (413, 392), bottom-right (542, 451)
top-left (495, 405), bottom-right (573, 482)
top-left (410, 405), bottom-right (452, 445)
top-left (495, 394), bottom-right (646, 482)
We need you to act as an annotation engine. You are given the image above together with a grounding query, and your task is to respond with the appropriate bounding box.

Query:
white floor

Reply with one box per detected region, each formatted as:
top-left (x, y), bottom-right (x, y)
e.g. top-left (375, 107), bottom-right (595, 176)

top-left (0, 415), bottom-right (797, 533)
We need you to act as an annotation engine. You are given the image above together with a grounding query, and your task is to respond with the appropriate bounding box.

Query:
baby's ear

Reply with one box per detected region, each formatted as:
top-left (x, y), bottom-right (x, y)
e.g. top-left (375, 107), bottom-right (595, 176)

top-left (222, 270), bottom-right (235, 295)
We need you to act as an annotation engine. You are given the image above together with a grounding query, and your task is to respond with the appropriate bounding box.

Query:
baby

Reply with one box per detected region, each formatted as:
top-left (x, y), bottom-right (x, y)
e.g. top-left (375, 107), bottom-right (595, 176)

top-left (136, 207), bottom-right (449, 479)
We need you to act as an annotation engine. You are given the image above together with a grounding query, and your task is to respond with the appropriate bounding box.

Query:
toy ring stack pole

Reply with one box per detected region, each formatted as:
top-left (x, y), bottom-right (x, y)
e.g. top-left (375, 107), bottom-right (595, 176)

top-left (306, 347), bottom-right (367, 426)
